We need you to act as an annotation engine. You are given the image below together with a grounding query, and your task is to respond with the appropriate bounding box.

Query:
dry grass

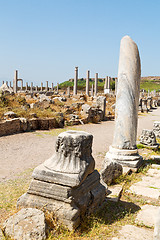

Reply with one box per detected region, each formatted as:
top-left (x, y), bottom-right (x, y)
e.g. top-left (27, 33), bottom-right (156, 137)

top-left (1, 150), bottom-right (159, 239)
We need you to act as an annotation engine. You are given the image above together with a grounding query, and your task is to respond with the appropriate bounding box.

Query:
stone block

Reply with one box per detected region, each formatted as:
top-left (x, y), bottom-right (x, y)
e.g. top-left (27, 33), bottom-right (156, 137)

top-left (17, 131), bottom-right (106, 230)
top-left (3, 208), bottom-right (46, 240)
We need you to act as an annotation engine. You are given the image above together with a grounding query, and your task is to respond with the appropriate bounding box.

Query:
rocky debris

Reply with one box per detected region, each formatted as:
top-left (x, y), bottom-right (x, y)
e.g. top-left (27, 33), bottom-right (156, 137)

top-left (3, 208), bottom-right (46, 240)
top-left (81, 104), bottom-right (103, 123)
top-left (107, 184), bottom-right (123, 202)
top-left (0, 83), bottom-right (13, 94)
top-left (17, 131), bottom-right (106, 230)
top-left (4, 111), bottom-right (17, 119)
top-left (153, 121), bottom-right (160, 138)
top-left (147, 96), bottom-right (153, 109)
top-left (96, 96), bottom-right (106, 120)
top-left (139, 129), bottom-right (159, 148)
top-left (153, 99), bottom-right (158, 107)
top-left (142, 99), bottom-right (149, 112)
top-left (39, 94), bottom-right (52, 103)
top-left (100, 160), bottom-right (123, 185)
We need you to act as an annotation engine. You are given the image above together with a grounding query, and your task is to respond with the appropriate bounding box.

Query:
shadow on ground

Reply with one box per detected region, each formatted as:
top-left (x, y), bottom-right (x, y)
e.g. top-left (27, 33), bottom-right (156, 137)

top-left (78, 199), bottom-right (141, 233)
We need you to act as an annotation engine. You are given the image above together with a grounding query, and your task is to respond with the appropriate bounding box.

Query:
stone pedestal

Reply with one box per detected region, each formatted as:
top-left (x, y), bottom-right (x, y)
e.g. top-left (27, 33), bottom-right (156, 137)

top-left (17, 131), bottom-right (106, 230)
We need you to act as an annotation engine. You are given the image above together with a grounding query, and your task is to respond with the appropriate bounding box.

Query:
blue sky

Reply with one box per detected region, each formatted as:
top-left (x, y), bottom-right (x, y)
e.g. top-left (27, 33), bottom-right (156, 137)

top-left (0, 0), bottom-right (160, 86)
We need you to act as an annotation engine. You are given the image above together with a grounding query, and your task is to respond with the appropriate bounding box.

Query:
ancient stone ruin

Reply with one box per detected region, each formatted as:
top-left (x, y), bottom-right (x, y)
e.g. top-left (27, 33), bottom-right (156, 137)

top-left (101, 35), bottom-right (143, 184)
top-left (139, 129), bottom-right (159, 149)
top-left (17, 130), bottom-right (106, 230)
top-left (153, 121), bottom-right (160, 138)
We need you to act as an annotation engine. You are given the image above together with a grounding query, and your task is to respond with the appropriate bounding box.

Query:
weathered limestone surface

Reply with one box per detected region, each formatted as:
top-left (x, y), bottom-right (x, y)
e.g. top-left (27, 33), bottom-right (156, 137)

top-left (17, 130), bottom-right (106, 230)
top-left (113, 36), bottom-right (141, 150)
top-left (101, 160), bottom-right (122, 185)
top-left (40, 131), bottom-right (95, 186)
top-left (153, 121), bottom-right (160, 138)
top-left (135, 205), bottom-right (159, 228)
top-left (129, 168), bottom-right (160, 199)
top-left (112, 225), bottom-right (153, 240)
top-left (101, 36), bottom-right (142, 180)
top-left (3, 208), bottom-right (46, 240)
top-left (154, 207), bottom-right (160, 240)
top-left (96, 96), bottom-right (106, 120)
top-left (139, 129), bottom-right (158, 148)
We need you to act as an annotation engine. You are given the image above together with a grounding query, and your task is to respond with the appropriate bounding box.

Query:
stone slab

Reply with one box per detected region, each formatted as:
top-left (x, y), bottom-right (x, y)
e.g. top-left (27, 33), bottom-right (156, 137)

top-left (28, 170), bottom-right (100, 203)
top-left (107, 185), bottom-right (123, 202)
top-left (122, 166), bottom-right (132, 175)
top-left (112, 225), bottom-right (153, 240)
top-left (150, 155), bottom-right (160, 161)
top-left (146, 168), bottom-right (160, 178)
top-left (135, 204), bottom-right (159, 227)
top-left (129, 174), bottom-right (160, 199)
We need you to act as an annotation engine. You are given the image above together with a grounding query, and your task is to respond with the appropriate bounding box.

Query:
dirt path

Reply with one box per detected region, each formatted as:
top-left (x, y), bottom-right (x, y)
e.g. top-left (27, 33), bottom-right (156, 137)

top-left (0, 107), bottom-right (160, 182)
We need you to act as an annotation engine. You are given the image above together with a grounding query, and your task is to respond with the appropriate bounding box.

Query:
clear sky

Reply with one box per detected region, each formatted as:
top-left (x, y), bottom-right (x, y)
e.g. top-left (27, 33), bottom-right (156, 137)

top-left (0, 0), bottom-right (160, 86)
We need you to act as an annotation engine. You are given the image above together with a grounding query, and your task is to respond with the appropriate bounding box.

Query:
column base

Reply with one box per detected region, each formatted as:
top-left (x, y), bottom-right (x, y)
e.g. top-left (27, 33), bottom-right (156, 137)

top-left (105, 146), bottom-right (143, 169)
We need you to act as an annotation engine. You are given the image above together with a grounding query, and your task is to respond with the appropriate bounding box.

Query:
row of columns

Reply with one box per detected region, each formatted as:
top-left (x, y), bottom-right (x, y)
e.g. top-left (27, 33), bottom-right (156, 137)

top-left (11, 70), bottom-right (55, 94)
top-left (73, 67), bottom-right (112, 96)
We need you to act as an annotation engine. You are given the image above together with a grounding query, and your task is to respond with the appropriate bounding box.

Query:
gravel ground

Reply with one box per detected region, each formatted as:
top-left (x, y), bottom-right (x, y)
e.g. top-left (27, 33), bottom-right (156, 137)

top-left (0, 107), bottom-right (160, 182)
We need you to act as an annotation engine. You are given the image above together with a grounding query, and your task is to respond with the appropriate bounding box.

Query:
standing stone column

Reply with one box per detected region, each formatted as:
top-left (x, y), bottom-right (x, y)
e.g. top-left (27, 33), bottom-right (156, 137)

top-left (6, 81), bottom-right (8, 87)
top-left (115, 78), bottom-right (118, 95)
top-left (26, 82), bottom-right (28, 91)
top-left (107, 77), bottom-right (110, 90)
top-left (57, 83), bottom-right (59, 93)
top-left (2, 81), bottom-right (4, 85)
top-left (13, 70), bottom-right (18, 93)
top-left (94, 73), bottom-right (98, 96)
top-left (91, 84), bottom-right (94, 97)
top-left (51, 83), bottom-right (54, 91)
top-left (20, 80), bottom-right (23, 90)
top-left (30, 82), bottom-right (33, 93)
top-left (9, 81), bottom-right (12, 88)
top-left (67, 86), bottom-right (70, 97)
top-left (46, 81), bottom-right (48, 91)
top-left (36, 86), bottom-right (38, 92)
top-left (104, 76), bottom-right (108, 90)
top-left (41, 82), bottom-right (43, 91)
top-left (73, 67), bottom-right (78, 95)
top-left (101, 36), bottom-right (142, 183)
top-left (86, 70), bottom-right (90, 96)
